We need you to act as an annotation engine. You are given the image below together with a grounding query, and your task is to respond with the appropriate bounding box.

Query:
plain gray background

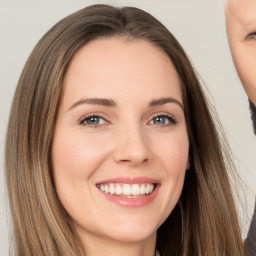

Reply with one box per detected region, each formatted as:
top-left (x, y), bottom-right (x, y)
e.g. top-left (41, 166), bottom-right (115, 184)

top-left (1, 0), bottom-right (256, 255)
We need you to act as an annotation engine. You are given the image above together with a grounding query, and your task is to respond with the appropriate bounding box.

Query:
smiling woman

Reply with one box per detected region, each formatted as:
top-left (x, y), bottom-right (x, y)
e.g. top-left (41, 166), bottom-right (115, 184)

top-left (52, 38), bottom-right (189, 251)
top-left (5, 4), bottom-right (246, 256)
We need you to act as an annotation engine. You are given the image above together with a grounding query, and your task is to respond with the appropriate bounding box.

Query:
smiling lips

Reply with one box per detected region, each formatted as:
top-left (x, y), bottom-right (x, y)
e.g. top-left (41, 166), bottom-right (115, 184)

top-left (97, 183), bottom-right (155, 197)
top-left (96, 177), bottom-right (159, 207)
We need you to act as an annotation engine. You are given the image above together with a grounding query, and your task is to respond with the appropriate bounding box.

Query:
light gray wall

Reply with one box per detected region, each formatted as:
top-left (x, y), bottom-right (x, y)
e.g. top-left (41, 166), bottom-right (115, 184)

top-left (1, 0), bottom-right (255, 254)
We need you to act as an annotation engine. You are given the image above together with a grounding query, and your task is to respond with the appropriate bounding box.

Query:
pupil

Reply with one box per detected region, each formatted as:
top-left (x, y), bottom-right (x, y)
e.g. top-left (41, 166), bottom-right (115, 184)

top-left (88, 117), bottom-right (99, 124)
top-left (154, 116), bottom-right (165, 124)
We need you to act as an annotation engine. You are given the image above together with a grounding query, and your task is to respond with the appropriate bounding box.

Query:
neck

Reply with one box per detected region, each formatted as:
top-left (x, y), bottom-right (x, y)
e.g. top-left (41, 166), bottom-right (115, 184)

top-left (78, 230), bottom-right (157, 256)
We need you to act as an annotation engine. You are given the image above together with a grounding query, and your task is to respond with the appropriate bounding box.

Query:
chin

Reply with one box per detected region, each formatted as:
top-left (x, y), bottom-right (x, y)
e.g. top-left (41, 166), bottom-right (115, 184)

top-left (102, 218), bottom-right (159, 243)
top-left (108, 228), bottom-right (156, 243)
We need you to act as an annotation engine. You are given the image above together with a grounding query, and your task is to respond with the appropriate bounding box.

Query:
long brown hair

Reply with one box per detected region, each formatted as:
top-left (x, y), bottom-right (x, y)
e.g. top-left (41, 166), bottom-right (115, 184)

top-left (5, 4), bottom-right (246, 256)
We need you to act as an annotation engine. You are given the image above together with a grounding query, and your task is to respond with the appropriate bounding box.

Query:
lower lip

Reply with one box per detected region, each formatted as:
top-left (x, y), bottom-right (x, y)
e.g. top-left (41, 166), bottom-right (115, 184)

top-left (98, 185), bottom-right (160, 207)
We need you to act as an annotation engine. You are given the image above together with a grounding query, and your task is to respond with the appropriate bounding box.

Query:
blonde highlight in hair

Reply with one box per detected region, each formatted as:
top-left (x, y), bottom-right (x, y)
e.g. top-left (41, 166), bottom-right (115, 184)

top-left (5, 4), bottom-right (246, 255)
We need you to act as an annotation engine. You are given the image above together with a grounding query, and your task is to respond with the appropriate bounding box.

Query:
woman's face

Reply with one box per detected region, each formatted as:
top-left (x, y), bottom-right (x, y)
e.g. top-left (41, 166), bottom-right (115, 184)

top-left (52, 38), bottom-right (189, 246)
top-left (226, 0), bottom-right (256, 105)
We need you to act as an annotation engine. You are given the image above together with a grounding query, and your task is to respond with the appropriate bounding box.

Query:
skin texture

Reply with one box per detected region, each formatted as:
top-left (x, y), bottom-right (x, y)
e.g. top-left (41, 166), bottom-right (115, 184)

top-left (51, 38), bottom-right (190, 256)
top-left (225, 0), bottom-right (256, 105)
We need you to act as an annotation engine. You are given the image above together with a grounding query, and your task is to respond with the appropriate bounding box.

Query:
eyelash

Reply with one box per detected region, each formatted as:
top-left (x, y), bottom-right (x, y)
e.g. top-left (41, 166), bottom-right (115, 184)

top-left (79, 114), bottom-right (109, 128)
top-left (247, 32), bottom-right (256, 40)
top-left (149, 113), bottom-right (177, 127)
top-left (79, 113), bottom-right (177, 128)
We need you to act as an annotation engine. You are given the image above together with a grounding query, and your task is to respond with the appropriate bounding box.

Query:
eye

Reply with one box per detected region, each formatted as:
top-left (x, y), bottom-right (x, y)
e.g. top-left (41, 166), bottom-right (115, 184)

top-left (149, 114), bottom-right (177, 126)
top-left (79, 115), bottom-right (108, 127)
top-left (247, 32), bottom-right (256, 39)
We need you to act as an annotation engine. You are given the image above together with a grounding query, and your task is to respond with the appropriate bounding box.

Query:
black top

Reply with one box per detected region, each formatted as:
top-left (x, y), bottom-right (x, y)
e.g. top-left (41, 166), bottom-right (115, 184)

top-left (246, 100), bottom-right (256, 256)
top-left (249, 100), bottom-right (256, 135)
top-left (246, 199), bottom-right (256, 256)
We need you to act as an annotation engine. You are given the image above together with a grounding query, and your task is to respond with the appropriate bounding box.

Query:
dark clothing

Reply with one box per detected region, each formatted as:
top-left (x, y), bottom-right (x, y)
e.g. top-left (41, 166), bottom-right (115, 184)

top-left (249, 100), bottom-right (256, 135)
top-left (246, 200), bottom-right (256, 256)
top-left (246, 101), bottom-right (256, 256)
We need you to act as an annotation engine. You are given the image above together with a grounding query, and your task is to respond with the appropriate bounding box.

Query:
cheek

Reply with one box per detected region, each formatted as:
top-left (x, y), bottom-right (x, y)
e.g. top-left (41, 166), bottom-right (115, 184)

top-left (51, 129), bottom-right (112, 212)
top-left (164, 139), bottom-right (189, 198)
top-left (52, 130), bottom-right (105, 179)
top-left (159, 133), bottom-right (189, 173)
top-left (153, 133), bottom-right (189, 221)
top-left (51, 129), bottom-right (110, 215)
top-left (232, 45), bottom-right (256, 89)
top-left (232, 46), bottom-right (256, 105)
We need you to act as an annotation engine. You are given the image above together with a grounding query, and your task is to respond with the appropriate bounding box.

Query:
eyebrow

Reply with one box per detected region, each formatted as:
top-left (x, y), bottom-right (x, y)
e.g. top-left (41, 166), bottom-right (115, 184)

top-left (68, 98), bottom-right (116, 111)
top-left (67, 97), bottom-right (184, 111)
top-left (148, 97), bottom-right (184, 110)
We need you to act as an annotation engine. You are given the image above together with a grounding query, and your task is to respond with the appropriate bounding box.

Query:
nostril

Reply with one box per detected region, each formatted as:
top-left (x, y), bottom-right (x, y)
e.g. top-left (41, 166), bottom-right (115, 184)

top-left (120, 159), bottom-right (130, 163)
top-left (118, 158), bottom-right (149, 166)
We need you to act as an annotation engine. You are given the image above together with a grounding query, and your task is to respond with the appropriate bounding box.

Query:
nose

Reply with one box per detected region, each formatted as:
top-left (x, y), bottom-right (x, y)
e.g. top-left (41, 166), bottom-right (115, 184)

top-left (113, 125), bottom-right (151, 166)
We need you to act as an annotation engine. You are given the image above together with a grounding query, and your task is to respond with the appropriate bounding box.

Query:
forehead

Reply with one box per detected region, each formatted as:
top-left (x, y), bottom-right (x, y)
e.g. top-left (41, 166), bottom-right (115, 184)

top-left (226, 0), bottom-right (256, 26)
top-left (64, 37), bottom-right (178, 87)
top-left (61, 37), bottom-right (182, 105)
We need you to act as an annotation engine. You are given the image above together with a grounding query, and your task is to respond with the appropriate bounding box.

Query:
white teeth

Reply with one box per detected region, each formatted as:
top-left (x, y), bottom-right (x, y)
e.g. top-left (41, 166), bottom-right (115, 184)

top-left (145, 184), bottom-right (150, 194)
top-left (100, 184), bottom-right (105, 192)
top-left (131, 184), bottom-right (140, 196)
top-left (123, 184), bottom-right (132, 195)
top-left (104, 185), bottom-right (110, 194)
top-left (140, 184), bottom-right (146, 195)
top-left (109, 184), bottom-right (115, 195)
top-left (98, 183), bottom-right (155, 196)
top-left (116, 185), bottom-right (122, 195)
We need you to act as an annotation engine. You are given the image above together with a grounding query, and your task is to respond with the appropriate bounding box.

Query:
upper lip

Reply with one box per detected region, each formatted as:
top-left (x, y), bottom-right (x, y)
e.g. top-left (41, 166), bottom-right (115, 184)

top-left (96, 176), bottom-right (159, 185)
